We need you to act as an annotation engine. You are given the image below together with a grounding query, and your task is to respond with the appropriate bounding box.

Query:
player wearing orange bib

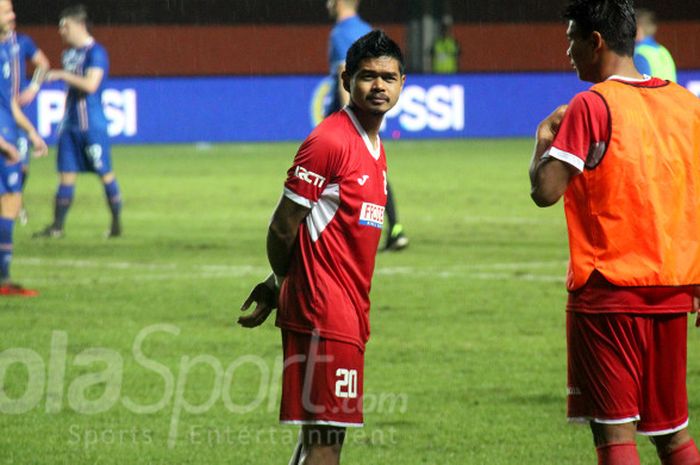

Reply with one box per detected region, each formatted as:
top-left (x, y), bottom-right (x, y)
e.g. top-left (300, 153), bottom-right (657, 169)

top-left (529, 1), bottom-right (700, 464)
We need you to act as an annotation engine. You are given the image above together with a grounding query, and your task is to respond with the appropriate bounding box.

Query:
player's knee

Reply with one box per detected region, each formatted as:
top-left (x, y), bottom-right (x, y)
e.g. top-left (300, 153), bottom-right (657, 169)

top-left (590, 421), bottom-right (637, 446)
top-left (302, 425), bottom-right (345, 451)
top-left (59, 172), bottom-right (77, 185)
top-left (101, 172), bottom-right (115, 184)
top-left (649, 429), bottom-right (692, 456)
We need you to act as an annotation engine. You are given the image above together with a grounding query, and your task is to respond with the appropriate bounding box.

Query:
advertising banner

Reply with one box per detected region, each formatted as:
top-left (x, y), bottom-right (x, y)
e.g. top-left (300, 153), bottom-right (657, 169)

top-left (27, 71), bottom-right (700, 144)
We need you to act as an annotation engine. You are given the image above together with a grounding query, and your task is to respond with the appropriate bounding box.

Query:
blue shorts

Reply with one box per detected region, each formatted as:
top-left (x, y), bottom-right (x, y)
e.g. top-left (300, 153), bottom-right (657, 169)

top-left (57, 128), bottom-right (112, 175)
top-left (0, 160), bottom-right (23, 195)
top-left (0, 121), bottom-right (22, 193)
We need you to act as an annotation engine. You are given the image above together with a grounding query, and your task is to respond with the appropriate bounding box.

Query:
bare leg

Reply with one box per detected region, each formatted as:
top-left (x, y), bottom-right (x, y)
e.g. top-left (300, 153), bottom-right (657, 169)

top-left (299, 425), bottom-right (345, 465)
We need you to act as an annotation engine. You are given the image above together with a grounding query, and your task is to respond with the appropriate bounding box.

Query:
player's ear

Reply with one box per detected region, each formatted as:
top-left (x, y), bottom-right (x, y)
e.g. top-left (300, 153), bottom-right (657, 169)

top-left (590, 31), bottom-right (604, 53)
top-left (341, 71), bottom-right (351, 93)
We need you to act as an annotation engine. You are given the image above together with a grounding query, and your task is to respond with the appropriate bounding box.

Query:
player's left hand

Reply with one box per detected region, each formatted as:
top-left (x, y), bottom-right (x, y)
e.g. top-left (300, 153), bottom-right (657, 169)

top-left (238, 280), bottom-right (277, 328)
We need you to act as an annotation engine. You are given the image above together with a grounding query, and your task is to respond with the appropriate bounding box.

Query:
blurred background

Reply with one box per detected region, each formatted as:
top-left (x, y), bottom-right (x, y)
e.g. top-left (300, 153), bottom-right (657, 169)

top-left (14, 0), bottom-right (700, 144)
top-left (16, 0), bottom-right (700, 75)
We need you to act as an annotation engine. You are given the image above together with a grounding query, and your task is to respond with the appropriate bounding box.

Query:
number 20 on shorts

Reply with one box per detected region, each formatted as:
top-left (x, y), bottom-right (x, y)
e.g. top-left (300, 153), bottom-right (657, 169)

top-left (335, 369), bottom-right (358, 399)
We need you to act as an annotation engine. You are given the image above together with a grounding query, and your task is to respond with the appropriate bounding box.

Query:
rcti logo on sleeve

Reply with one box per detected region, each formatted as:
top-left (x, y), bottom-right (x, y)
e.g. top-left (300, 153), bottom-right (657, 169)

top-left (359, 202), bottom-right (385, 229)
top-left (294, 165), bottom-right (326, 188)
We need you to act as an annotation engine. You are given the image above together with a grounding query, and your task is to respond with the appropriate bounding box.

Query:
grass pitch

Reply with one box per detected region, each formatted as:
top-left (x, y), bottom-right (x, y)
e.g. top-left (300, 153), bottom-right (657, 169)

top-left (0, 139), bottom-right (698, 464)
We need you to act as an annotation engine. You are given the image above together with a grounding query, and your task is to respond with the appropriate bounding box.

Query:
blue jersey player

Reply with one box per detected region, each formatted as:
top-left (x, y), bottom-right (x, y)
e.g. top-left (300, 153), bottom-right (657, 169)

top-left (0, 0), bottom-right (48, 296)
top-left (325, 0), bottom-right (371, 115)
top-left (8, 22), bottom-right (50, 224)
top-left (35, 5), bottom-right (122, 239)
top-left (325, 0), bottom-right (409, 251)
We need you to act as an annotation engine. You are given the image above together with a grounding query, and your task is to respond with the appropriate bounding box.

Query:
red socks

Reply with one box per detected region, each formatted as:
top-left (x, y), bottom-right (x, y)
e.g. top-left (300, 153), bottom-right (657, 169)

top-left (660, 440), bottom-right (700, 465)
top-left (596, 442), bottom-right (641, 465)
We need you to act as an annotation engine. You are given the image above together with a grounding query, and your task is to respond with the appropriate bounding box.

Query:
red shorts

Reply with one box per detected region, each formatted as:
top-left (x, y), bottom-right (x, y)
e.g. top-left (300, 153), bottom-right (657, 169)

top-left (280, 330), bottom-right (364, 427)
top-left (567, 311), bottom-right (689, 435)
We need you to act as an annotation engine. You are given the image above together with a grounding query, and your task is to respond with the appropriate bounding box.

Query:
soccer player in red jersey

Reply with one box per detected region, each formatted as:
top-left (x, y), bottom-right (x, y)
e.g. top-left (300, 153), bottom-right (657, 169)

top-left (529, 1), bottom-right (700, 465)
top-left (239, 30), bottom-right (405, 465)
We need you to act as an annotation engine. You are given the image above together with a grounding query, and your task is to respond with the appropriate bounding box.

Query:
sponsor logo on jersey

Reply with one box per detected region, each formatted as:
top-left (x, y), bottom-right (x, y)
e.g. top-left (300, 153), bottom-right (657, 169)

top-left (294, 165), bottom-right (326, 188)
top-left (359, 202), bottom-right (385, 229)
top-left (357, 174), bottom-right (369, 185)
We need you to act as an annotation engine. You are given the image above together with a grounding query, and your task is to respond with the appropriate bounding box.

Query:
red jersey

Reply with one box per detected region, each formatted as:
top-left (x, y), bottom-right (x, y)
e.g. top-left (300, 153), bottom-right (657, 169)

top-left (549, 76), bottom-right (694, 313)
top-left (276, 107), bottom-right (388, 349)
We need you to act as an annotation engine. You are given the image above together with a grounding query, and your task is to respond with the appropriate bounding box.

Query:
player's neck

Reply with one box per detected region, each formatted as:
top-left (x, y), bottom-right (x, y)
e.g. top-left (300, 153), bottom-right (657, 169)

top-left (349, 104), bottom-right (382, 147)
top-left (73, 33), bottom-right (94, 48)
top-left (598, 56), bottom-right (644, 83)
top-left (336, 8), bottom-right (357, 22)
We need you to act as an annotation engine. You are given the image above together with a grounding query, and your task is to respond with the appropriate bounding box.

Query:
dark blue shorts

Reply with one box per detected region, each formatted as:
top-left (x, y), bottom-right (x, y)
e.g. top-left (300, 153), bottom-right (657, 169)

top-left (0, 160), bottom-right (23, 195)
top-left (0, 121), bottom-right (22, 194)
top-left (57, 128), bottom-right (112, 175)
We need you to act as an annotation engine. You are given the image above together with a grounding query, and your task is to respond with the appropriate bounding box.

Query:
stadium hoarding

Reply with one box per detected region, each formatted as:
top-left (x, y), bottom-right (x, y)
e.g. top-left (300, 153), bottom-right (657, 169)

top-left (29, 71), bottom-right (700, 144)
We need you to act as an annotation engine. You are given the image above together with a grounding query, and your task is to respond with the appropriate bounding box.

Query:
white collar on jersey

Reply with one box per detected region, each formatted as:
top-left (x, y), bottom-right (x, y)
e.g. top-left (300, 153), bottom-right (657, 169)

top-left (607, 74), bottom-right (652, 83)
top-left (342, 106), bottom-right (381, 161)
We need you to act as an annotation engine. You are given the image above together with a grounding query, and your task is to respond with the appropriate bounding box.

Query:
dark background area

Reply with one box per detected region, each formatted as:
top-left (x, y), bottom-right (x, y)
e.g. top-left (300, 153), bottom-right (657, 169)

top-left (16, 0), bottom-right (700, 25)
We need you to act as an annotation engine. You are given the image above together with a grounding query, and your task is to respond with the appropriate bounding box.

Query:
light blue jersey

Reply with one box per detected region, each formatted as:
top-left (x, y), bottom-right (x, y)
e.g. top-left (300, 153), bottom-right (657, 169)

top-left (61, 40), bottom-right (109, 132)
top-left (326, 15), bottom-right (371, 116)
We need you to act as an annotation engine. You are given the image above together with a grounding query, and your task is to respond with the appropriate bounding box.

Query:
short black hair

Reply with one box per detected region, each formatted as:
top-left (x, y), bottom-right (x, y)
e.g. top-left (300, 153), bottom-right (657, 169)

top-left (345, 30), bottom-right (405, 77)
top-left (60, 4), bottom-right (89, 24)
top-left (563, 0), bottom-right (636, 56)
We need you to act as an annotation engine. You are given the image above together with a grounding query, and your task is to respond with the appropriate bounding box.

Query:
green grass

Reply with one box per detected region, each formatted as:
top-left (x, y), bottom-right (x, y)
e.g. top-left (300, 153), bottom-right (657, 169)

top-left (0, 139), bottom-right (698, 464)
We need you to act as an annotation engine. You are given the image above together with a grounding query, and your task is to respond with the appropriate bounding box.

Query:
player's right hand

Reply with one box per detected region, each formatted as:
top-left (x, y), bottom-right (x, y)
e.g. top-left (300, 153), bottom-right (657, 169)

top-left (537, 105), bottom-right (568, 145)
top-left (0, 140), bottom-right (20, 164)
top-left (238, 281), bottom-right (277, 328)
top-left (29, 132), bottom-right (48, 158)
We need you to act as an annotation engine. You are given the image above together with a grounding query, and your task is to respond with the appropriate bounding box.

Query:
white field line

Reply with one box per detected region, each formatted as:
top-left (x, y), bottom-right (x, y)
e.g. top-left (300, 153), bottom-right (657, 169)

top-left (16, 257), bottom-right (566, 284)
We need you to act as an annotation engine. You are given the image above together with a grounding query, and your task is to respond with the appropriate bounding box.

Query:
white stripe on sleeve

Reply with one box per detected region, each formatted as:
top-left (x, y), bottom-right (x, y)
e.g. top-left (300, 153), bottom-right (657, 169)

top-left (548, 147), bottom-right (585, 172)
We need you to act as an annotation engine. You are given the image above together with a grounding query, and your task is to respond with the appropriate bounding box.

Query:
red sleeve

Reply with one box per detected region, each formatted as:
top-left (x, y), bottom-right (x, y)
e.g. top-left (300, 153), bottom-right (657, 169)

top-left (549, 91), bottom-right (610, 172)
top-left (283, 131), bottom-right (340, 208)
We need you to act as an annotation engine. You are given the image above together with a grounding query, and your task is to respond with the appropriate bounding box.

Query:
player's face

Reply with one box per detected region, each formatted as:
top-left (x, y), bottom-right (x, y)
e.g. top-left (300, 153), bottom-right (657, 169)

top-left (59, 17), bottom-right (82, 46)
top-left (346, 57), bottom-right (405, 116)
top-left (0, 1), bottom-right (16, 35)
top-left (566, 20), bottom-right (596, 82)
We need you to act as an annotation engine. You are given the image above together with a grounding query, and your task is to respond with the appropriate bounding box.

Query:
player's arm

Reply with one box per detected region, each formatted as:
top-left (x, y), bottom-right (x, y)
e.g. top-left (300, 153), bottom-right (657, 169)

top-left (10, 98), bottom-right (47, 158)
top-left (238, 197), bottom-right (310, 328)
top-left (529, 105), bottom-right (577, 206)
top-left (267, 196), bottom-right (311, 276)
top-left (46, 67), bottom-right (104, 94)
top-left (17, 49), bottom-right (50, 106)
